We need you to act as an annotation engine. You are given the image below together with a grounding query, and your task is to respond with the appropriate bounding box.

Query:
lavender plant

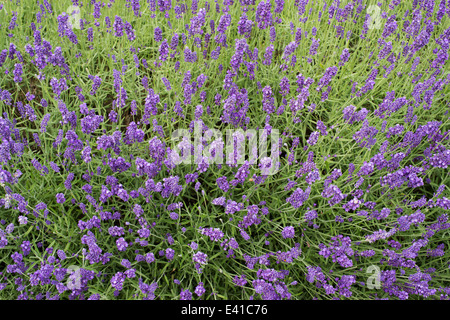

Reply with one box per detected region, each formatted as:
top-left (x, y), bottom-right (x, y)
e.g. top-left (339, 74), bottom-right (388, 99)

top-left (0, 0), bottom-right (449, 301)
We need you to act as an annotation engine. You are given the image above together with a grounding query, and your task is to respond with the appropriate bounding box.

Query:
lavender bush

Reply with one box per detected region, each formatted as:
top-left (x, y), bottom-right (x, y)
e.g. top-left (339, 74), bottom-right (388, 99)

top-left (0, 0), bottom-right (449, 300)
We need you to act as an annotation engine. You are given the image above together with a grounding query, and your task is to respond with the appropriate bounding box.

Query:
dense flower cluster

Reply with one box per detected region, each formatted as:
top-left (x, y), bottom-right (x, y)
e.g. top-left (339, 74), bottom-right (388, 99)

top-left (0, 0), bottom-right (449, 302)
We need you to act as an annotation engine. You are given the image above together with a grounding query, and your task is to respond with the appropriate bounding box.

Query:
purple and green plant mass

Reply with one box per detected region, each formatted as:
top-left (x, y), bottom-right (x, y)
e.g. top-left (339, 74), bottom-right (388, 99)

top-left (0, 0), bottom-right (449, 301)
